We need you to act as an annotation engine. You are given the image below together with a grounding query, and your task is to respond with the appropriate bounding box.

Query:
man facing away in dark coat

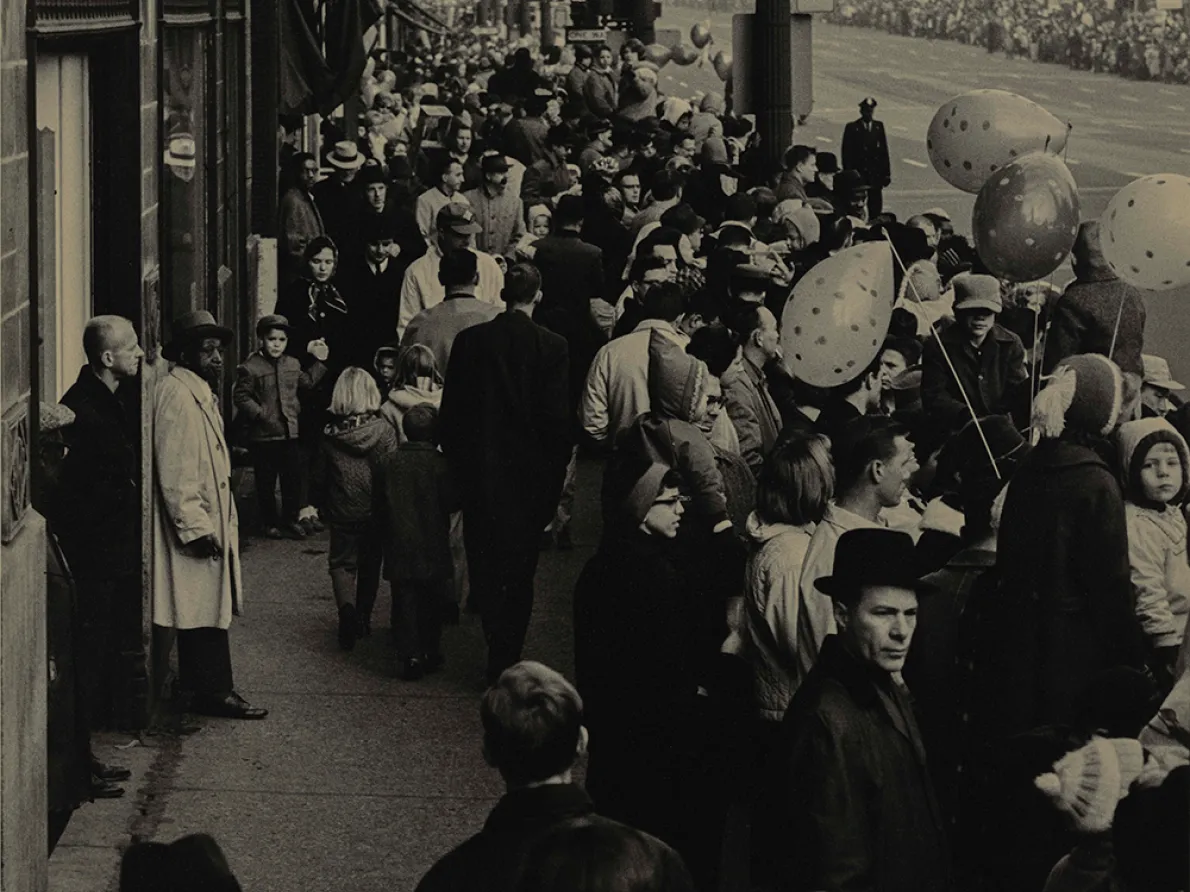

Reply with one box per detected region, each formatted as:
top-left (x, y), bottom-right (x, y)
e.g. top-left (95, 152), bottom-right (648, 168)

top-left (756, 528), bottom-right (950, 892)
top-left (439, 263), bottom-right (572, 682)
top-left (414, 660), bottom-right (597, 892)
top-left (1043, 219), bottom-right (1147, 388)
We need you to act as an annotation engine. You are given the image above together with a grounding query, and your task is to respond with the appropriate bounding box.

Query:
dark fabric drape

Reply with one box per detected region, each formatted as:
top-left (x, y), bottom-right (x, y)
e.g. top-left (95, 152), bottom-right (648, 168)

top-left (280, 0), bottom-right (382, 116)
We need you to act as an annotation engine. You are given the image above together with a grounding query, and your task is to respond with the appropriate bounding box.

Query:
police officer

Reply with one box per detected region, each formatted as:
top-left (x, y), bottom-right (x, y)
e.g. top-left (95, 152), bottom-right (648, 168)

top-left (841, 97), bottom-right (891, 219)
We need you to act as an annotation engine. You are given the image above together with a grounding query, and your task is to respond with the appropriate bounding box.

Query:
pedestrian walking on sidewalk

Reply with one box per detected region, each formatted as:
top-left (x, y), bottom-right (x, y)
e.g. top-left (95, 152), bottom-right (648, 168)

top-left (439, 264), bottom-right (572, 682)
top-left (152, 311), bottom-right (267, 720)
top-left (321, 367), bottom-right (398, 650)
top-left (380, 404), bottom-right (459, 680)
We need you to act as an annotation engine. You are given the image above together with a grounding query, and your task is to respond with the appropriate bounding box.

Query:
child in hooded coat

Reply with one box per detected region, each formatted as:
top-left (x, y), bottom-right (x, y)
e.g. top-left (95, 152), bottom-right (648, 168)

top-left (1118, 416), bottom-right (1190, 684)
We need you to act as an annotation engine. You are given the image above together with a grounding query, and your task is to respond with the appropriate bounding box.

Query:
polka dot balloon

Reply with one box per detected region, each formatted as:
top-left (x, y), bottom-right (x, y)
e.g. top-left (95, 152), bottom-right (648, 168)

top-left (780, 241), bottom-right (895, 388)
top-left (972, 151), bottom-right (1080, 283)
top-left (927, 89), bottom-right (1070, 194)
top-left (1100, 174), bottom-right (1190, 292)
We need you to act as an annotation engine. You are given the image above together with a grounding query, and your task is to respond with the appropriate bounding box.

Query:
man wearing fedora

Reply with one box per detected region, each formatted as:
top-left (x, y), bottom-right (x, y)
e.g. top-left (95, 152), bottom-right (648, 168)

top-left (312, 141), bottom-right (366, 254)
top-left (463, 153), bottom-right (526, 260)
top-left (1140, 354), bottom-right (1184, 418)
top-left (841, 97), bottom-right (891, 219)
top-left (922, 272), bottom-right (1029, 433)
top-left (806, 151), bottom-right (838, 202)
top-left (152, 311), bottom-right (266, 720)
top-left (758, 528), bottom-right (949, 892)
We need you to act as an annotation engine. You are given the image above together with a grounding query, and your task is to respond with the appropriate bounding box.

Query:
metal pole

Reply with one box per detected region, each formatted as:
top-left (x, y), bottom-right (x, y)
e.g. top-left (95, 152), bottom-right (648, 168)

top-left (753, 0), bottom-right (793, 173)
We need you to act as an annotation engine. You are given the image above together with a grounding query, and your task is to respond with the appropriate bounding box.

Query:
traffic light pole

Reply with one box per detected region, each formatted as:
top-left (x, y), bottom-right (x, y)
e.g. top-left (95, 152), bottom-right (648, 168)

top-left (752, 0), bottom-right (793, 173)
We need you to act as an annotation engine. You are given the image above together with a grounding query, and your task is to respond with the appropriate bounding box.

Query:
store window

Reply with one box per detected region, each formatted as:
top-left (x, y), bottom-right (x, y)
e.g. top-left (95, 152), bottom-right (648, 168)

top-left (161, 27), bottom-right (209, 320)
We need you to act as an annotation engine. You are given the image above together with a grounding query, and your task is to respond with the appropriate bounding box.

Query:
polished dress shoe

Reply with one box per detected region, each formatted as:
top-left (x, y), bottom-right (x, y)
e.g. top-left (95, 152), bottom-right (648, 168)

top-left (192, 692), bottom-right (268, 720)
top-left (91, 759), bottom-right (132, 782)
top-left (90, 777), bottom-right (125, 799)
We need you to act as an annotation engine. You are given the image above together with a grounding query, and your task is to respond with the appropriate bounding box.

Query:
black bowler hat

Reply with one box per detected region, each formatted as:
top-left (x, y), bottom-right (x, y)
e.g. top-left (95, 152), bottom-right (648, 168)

top-left (816, 151), bottom-right (840, 174)
top-left (814, 529), bottom-right (938, 600)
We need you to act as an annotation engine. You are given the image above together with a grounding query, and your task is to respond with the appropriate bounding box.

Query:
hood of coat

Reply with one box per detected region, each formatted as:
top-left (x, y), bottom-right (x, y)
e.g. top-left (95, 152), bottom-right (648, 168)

top-left (661, 97), bottom-right (692, 127)
top-left (1117, 416), bottom-right (1190, 504)
top-left (324, 412), bottom-right (391, 456)
top-left (647, 327), bottom-right (709, 423)
top-left (389, 385), bottom-right (442, 411)
top-left (745, 510), bottom-right (813, 546)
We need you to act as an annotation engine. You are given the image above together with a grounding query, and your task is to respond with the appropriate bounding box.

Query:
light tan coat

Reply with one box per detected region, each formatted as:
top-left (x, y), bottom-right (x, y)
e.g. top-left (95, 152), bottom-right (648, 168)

top-left (151, 366), bottom-right (242, 629)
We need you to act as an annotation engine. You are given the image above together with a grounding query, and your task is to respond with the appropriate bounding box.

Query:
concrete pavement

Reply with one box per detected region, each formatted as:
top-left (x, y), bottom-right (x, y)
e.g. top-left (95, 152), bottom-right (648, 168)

top-left (49, 463), bottom-right (600, 892)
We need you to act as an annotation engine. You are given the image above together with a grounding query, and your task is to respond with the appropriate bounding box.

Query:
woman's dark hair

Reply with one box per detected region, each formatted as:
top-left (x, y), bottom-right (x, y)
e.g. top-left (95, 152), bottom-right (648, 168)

top-left (303, 235), bottom-right (338, 264)
top-left (514, 818), bottom-right (694, 892)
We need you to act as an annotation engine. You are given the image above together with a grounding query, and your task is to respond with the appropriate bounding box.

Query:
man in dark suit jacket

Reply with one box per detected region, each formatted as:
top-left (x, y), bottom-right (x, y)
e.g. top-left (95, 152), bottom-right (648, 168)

top-left (530, 194), bottom-right (608, 417)
top-left (335, 214), bottom-right (411, 370)
top-left (439, 264), bottom-right (572, 681)
top-left (841, 97), bottom-right (891, 219)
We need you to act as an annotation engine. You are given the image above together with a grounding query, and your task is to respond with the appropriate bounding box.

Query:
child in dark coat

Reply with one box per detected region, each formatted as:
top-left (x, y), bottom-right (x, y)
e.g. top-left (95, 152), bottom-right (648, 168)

top-left (233, 314), bottom-right (327, 539)
top-left (380, 404), bottom-right (460, 680)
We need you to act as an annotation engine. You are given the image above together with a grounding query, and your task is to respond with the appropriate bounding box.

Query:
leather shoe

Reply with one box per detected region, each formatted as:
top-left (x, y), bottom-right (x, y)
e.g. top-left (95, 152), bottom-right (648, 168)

top-left (192, 692), bottom-right (268, 720)
top-left (90, 777), bottom-right (125, 799)
top-left (91, 759), bottom-right (131, 782)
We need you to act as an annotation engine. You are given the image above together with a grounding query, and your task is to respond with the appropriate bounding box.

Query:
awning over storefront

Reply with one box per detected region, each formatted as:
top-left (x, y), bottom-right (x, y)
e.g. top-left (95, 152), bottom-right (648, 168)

top-left (387, 0), bottom-right (450, 35)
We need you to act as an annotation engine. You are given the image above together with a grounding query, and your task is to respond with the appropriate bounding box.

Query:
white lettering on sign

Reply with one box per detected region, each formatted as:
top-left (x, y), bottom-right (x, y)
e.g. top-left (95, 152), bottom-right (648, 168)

top-left (567, 28), bottom-right (608, 41)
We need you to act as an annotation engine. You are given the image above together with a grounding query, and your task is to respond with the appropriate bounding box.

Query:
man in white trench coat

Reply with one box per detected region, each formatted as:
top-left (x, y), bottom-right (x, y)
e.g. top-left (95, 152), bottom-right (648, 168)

top-left (152, 310), bottom-right (267, 720)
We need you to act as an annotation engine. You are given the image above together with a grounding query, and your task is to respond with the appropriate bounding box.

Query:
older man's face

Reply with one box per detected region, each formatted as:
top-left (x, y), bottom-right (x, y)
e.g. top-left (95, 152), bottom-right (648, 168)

top-left (837, 585), bottom-right (918, 674)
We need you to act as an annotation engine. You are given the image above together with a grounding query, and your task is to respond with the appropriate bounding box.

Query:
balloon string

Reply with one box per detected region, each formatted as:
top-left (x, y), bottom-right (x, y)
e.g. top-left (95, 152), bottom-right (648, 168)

top-left (885, 236), bottom-right (1002, 481)
top-left (1108, 292), bottom-right (1126, 365)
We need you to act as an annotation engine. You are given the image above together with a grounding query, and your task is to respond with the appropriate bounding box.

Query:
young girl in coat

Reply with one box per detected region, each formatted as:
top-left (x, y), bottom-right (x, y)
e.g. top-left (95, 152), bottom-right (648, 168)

top-left (321, 367), bottom-right (398, 650)
top-left (1118, 416), bottom-right (1190, 688)
top-left (380, 344), bottom-right (443, 444)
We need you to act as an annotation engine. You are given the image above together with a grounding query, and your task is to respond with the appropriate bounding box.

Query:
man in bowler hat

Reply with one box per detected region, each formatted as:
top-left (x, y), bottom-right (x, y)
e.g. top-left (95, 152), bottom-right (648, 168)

top-left (757, 528), bottom-right (950, 892)
top-left (842, 98), bottom-right (892, 219)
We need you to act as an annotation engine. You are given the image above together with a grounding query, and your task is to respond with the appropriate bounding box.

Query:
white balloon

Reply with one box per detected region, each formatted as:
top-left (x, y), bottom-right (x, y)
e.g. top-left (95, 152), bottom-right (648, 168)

top-left (927, 89), bottom-right (1070, 194)
top-left (1101, 174), bottom-right (1190, 291)
top-left (781, 242), bottom-right (895, 389)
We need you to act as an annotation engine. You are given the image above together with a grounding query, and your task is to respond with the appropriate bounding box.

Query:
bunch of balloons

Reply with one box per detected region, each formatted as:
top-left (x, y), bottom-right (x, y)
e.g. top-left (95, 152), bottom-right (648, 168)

top-left (927, 89), bottom-right (1079, 282)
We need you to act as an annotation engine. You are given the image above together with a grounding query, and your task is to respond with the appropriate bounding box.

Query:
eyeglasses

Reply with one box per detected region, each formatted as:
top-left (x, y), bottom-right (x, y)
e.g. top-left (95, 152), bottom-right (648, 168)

top-left (653, 494), bottom-right (691, 507)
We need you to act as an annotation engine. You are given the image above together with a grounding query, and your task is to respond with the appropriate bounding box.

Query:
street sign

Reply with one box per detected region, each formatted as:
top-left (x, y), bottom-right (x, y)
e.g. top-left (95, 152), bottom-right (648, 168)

top-left (1156, 0), bottom-right (1182, 10)
top-left (567, 28), bottom-right (608, 41)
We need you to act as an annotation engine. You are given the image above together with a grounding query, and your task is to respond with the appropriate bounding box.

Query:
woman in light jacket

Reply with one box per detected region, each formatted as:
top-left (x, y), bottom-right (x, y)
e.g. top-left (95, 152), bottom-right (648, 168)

top-left (741, 432), bottom-right (834, 728)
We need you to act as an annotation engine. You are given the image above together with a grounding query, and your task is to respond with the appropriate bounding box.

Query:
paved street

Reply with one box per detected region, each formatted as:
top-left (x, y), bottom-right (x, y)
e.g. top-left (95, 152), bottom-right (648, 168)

top-left (659, 5), bottom-right (1190, 380)
top-left (49, 464), bottom-right (599, 892)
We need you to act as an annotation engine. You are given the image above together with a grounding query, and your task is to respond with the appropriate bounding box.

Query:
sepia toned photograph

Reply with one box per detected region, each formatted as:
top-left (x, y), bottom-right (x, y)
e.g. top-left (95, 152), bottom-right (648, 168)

top-left (0, 0), bottom-right (1186, 887)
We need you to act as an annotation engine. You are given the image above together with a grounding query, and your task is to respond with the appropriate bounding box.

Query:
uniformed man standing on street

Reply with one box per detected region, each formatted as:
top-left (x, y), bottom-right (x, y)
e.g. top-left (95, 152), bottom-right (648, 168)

top-left (842, 97), bottom-right (891, 219)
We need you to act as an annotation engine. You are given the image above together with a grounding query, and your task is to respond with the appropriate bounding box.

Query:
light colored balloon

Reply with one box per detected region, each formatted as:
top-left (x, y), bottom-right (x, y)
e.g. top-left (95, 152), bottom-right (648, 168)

top-left (712, 50), bottom-right (732, 82)
top-left (972, 152), bottom-right (1081, 283)
top-left (927, 89), bottom-right (1070, 194)
top-left (781, 241), bottom-right (895, 389)
top-left (1101, 174), bottom-right (1190, 291)
top-left (691, 20), bottom-right (713, 49)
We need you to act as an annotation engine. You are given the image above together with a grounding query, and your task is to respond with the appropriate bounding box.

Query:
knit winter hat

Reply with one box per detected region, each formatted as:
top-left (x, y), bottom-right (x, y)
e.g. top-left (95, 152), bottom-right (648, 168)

top-left (1117, 416), bottom-right (1190, 504)
top-left (1032, 354), bottom-right (1125, 440)
top-left (1034, 737), bottom-right (1155, 832)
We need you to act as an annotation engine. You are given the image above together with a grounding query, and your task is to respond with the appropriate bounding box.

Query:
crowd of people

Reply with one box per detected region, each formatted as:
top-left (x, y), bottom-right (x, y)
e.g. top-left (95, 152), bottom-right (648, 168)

top-left (44, 17), bottom-right (1190, 892)
top-left (829, 0), bottom-right (1190, 85)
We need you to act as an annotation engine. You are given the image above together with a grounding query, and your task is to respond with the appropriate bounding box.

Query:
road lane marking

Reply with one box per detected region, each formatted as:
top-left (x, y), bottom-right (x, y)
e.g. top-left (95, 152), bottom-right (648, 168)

top-left (1168, 104), bottom-right (1186, 112)
top-left (1120, 95), bottom-right (1141, 103)
top-left (1032, 91), bottom-right (1051, 99)
top-left (679, 80), bottom-right (688, 87)
top-left (1065, 158), bottom-right (1081, 165)
top-left (1180, 148), bottom-right (1190, 155)
top-left (1122, 171), bottom-right (1147, 178)
top-left (815, 135), bottom-right (833, 144)
top-left (902, 158), bottom-right (928, 168)
top-left (891, 124), bottom-right (908, 132)
top-left (1074, 101), bottom-right (1092, 109)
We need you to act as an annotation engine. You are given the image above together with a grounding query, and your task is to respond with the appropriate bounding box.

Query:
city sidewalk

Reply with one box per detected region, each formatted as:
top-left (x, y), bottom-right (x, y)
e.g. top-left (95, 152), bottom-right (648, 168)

top-left (48, 463), bottom-right (599, 892)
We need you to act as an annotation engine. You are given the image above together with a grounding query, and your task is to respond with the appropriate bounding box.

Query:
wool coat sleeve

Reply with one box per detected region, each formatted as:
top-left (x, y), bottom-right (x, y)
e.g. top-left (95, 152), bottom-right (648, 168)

top-left (398, 263), bottom-right (425, 341)
top-left (154, 379), bottom-right (218, 546)
top-left (786, 711), bottom-right (877, 892)
top-left (920, 335), bottom-right (969, 427)
top-left (580, 346), bottom-right (612, 443)
top-left (1041, 297), bottom-right (1088, 375)
top-left (747, 541), bottom-right (808, 679)
top-left (723, 374), bottom-right (766, 477)
top-left (1126, 510), bottom-right (1182, 647)
top-left (233, 365), bottom-right (265, 420)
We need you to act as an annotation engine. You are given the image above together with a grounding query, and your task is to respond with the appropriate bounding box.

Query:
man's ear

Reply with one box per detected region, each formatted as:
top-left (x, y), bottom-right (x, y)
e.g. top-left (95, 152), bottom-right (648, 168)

top-left (868, 458), bottom-right (884, 485)
top-left (576, 725), bottom-right (589, 761)
top-left (832, 598), bottom-right (850, 632)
